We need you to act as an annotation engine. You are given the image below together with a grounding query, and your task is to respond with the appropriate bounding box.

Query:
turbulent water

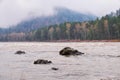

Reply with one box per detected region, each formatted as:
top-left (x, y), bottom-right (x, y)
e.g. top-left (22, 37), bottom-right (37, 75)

top-left (0, 42), bottom-right (120, 80)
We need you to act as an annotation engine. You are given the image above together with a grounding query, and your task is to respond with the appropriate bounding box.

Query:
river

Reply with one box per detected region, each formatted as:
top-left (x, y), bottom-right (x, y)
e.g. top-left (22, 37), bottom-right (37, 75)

top-left (0, 42), bottom-right (120, 80)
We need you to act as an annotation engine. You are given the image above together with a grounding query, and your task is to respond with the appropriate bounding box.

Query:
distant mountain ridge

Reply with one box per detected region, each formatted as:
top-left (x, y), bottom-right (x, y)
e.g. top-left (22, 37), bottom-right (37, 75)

top-left (0, 7), bottom-right (97, 33)
top-left (0, 8), bottom-right (120, 41)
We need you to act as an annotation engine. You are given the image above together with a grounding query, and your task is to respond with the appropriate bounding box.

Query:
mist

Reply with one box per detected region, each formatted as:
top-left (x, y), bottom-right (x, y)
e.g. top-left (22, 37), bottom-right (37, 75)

top-left (0, 0), bottom-right (120, 28)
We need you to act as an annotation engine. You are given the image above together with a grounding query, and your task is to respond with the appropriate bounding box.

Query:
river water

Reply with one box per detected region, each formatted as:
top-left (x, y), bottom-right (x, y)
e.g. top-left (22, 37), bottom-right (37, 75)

top-left (0, 42), bottom-right (120, 80)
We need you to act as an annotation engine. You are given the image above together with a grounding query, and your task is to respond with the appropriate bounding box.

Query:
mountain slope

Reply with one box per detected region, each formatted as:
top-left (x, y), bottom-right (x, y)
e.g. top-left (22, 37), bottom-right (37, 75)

top-left (1, 7), bottom-right (97, 33)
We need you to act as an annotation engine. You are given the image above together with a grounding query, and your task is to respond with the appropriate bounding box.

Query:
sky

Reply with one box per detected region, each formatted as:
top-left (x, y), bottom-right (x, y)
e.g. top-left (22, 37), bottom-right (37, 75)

top-left (0, 0), bottom-right (120, 28)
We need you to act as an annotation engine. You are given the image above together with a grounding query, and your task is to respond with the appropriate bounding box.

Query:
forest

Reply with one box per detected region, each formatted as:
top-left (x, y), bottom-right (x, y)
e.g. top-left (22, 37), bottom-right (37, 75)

top-left (0, 15), bottom-right (120, 41)
top-left (33, 15), bottom-right (120, 41)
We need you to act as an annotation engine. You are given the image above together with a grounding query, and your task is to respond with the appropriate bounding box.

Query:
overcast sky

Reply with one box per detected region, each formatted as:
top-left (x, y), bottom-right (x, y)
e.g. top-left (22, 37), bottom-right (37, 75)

top-left (0, 0), bottom-right (120, 28)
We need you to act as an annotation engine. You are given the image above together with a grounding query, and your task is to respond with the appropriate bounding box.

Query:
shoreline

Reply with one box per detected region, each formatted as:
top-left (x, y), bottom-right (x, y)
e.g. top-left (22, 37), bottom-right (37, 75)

top-left (0, 39), bottom-right (120, 42)
top-left (50, 39), bottom-right (120, 42)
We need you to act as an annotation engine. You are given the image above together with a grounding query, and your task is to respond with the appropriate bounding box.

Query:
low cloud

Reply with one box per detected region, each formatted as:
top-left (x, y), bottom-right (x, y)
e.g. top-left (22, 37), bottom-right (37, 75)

top-left (0, 0), bottom-right (120, 28)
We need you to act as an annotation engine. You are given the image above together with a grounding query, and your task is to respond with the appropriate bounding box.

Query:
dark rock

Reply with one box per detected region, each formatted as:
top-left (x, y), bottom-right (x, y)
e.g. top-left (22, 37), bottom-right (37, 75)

top-left (59, 47), bottom-right (84, 56)
top-left (117, 55), bottom-right (120, 57)
top-left (15, 51), bottom-right (25, 54)
top-left (34, 59), bottom-right (52, 64)
top-left (51, 67), bottom-right (59, 70)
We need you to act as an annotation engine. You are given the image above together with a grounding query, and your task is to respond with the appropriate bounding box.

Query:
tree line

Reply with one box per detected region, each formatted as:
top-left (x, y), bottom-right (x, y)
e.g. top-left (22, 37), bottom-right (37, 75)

top-left (34, 15), bottom-right (120, 41)
top-left (0, 15), bottom-right (120, 41)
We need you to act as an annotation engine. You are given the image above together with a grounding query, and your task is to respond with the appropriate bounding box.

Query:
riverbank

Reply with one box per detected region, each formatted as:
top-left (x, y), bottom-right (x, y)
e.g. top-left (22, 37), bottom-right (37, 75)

top-left (0, 39), bottom-right (120, 42)
top-left (47, 39), bottom-right (120, 42)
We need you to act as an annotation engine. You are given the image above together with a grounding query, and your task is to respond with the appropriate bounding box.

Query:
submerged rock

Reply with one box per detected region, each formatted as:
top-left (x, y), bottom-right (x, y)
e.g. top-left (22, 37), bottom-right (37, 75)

top-left (15, 50), bottom-right (26, 54)
top-left (59, 47), bottom-right (84, 56)
top-left (34, 59), bottom-right (52, 64)
top-left (51, 67), bottom-right (59, 70)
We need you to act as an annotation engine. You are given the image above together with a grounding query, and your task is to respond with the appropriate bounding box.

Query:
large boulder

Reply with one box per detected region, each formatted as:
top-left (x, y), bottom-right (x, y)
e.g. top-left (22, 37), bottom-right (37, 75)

top-left (34, 59), bottom-right (52, 64)
top-left (59, 47), bottom-right (84, 56)
top-left (15, 50), bottom-right (26, 54)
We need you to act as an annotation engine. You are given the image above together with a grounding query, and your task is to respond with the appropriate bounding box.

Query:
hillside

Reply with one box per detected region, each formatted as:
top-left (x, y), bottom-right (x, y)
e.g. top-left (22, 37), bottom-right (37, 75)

top-left (1, 8), bottom-right (120, 41)
top-left (0, 15), bottom-right (120, 41)
top-left (0, 7), bottom-right (96, 33)
top-left (33, 15), bottom-right (120, 41)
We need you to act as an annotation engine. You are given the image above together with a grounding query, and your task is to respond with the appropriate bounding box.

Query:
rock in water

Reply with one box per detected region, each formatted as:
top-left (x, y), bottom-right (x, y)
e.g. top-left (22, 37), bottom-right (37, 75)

top-left (59, 47), bottom-right (84, 56)
top-left (117, 55), bottom-right (120, 57)
top-left (15, 51), bottom-right (26, 54)
top-left (51, 67), bottom-right (59, 70)
top-left (34, 59), bottom-right (52, 64)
